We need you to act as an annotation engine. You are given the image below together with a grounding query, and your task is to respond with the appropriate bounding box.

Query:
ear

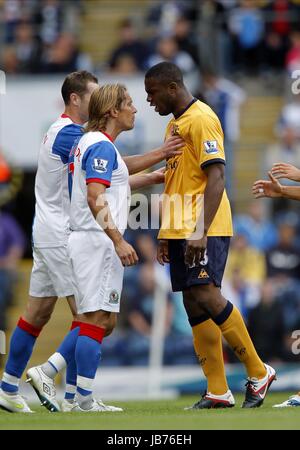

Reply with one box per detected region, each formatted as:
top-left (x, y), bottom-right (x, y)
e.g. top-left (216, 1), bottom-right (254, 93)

top-left (70, 92), bottom-right (80, 107)
top-left (168, 82), bottom-right (178, 95)
top-left (110, 107), bottom-right (119, 119)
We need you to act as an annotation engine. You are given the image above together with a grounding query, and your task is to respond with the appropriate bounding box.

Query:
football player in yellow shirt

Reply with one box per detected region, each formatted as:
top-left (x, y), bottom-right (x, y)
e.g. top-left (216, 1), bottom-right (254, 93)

top-left (145, 62), bottom-right (276, 409)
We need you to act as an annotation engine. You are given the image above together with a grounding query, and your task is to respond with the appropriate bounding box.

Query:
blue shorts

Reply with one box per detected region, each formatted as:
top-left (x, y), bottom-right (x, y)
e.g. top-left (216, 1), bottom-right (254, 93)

top-left (168, 237), bottom-right (230, 292)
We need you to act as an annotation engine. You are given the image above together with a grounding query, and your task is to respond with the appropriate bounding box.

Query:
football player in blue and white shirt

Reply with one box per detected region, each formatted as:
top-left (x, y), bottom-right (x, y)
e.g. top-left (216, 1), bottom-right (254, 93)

top-left (0, 77), bottom-right (183, 412)
top-left (0, 71), bottom-right (100, 413)
top-left (32, 84), bottom-right (177, 412)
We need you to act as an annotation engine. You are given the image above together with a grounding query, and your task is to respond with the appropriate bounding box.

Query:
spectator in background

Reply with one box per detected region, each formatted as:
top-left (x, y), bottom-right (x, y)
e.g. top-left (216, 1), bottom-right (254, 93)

top-left (173, 15), bottom-right (200, 67)
top-left (2, 0), bottom-right (34, 43)
top-left (146, 1), bottom-right (192, 36)
top-left (14, 22), bottom-right (40, 73)
top-left (197, 0), bottom-right (232, 75)
top-left (234, 200), bottom-right (278, 252)
top-left (41, 33), bottom-right (93, 73)
top-left (146, 34), bottom-right (196, 73)
top-left (0, 210), bottom-right (25, 332)
top-left (125, 262), bottom-right (174, 365)
top-left (263, 0), bottom-right (293, 73)
top-left (110, 54), bottom-right (139, 75)
top-left (285, 28), bottom-right (300, 75)
top-left (265, 126), bottom-right (300, 171)
top-left (108, 19), bottom-right (149, 72)
top-left (229, 0), bottom-right (264, 74)
top-left (223, 234), bottom-right (265, 318)
top-left (33, 0), bottom-right (63, 46)
top-left (225, 234), bottom-right (266, 287)
top-left (247, 278), bottom-right (286, 362)
top-left (266, 214), bottom-right (300, 279)
top-left (277, 95), bottom-right (300, 138)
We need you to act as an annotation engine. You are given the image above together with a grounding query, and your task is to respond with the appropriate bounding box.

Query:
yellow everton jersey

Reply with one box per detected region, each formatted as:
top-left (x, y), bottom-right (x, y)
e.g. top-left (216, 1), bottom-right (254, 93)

top-left (158, 99), bottom-right (233, 239)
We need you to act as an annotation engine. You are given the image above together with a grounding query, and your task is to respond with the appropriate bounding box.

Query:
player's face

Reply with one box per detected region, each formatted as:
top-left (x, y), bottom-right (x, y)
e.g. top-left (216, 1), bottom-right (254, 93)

top-left (117, 91), bottom-right (137, 131)
top-left (79, 81), bottom-right (99, 122)
top-left (145, 78), bottom-right (174, 116)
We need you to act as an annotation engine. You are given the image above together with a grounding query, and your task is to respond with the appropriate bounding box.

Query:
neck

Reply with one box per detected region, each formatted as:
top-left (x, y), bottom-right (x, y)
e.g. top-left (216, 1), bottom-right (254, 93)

top-left (172, 89), bottom-right (194, 118)
top-left (63, 107), bottom-right (84, 125)
top-left (103, 122), bottom-right (122, 141)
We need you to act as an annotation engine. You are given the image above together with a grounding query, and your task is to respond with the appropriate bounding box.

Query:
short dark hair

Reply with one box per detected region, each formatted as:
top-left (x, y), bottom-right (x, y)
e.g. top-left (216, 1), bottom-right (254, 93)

top-left (61, 71), bottom-right (98, 105)
top-left (145, 62), bottom-right (184, 86)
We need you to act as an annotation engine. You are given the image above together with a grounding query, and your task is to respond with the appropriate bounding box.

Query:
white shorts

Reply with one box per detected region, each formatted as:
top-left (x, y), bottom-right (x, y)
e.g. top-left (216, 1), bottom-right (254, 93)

top-left (29, 246), bottom-right (75, 298)
top-left (68, 231), bottom-right (124, 314)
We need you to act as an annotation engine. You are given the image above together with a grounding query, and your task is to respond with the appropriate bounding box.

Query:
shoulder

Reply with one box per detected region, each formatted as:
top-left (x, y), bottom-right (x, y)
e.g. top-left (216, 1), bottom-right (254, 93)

top-left (189, 102), bottom-right (222, 133)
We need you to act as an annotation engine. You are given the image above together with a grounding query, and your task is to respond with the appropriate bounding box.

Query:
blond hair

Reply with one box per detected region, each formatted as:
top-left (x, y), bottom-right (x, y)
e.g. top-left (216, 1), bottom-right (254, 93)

top-left (85, 84), bottom-right (127, 133)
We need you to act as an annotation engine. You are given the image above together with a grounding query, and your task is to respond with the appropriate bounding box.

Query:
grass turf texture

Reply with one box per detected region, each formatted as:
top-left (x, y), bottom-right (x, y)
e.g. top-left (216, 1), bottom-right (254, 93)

top-left (0, 393), bottom-right (299, 430)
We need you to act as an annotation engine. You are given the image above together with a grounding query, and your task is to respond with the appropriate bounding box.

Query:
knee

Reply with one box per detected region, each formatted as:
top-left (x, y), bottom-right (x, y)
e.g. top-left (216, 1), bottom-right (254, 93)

top-left (24, 307), bottom-right (53, 329)
top-left (104, 314), bottom-right (117, 337)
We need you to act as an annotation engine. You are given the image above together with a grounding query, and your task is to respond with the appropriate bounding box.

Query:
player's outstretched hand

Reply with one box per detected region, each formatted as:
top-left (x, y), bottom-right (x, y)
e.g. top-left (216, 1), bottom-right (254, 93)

top-left (161, 135), bottom-right (184, 159)
top-left (185, 236), bottom-right (207, 267)
top-left (115, 239), bottom-right (139, 267)
top-left (150, 167), bottom-right (165, 185)
top-left (271, 162), bottom-right (300, 182)
top-left (157, 239), bottom-right (170, 265)
top-left (252, 172), bottom-right (283, 199)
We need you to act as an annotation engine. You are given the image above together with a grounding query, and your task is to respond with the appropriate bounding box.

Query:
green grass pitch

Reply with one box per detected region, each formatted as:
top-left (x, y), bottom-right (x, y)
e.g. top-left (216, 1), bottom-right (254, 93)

top-left (0, 393), bottom-right (299, 430)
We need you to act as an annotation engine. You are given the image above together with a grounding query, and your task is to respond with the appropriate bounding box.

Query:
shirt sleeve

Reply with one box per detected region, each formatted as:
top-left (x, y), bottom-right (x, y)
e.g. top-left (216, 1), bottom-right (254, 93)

top-left (52, 124), bottom-right (83, 164)
top-left (82, 141), bottom-right (118, 187)
top-left (190, 114), bottom-right (226, 170)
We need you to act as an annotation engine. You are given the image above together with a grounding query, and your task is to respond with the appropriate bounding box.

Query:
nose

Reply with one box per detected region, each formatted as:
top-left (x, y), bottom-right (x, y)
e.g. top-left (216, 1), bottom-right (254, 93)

top-left (147, 94), bottom-right (152, 103)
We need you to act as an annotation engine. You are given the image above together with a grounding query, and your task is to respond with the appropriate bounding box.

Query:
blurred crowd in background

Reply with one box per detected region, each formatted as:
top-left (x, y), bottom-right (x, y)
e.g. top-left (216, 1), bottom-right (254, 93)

top-left (1, 0), bottom-right (300, 367)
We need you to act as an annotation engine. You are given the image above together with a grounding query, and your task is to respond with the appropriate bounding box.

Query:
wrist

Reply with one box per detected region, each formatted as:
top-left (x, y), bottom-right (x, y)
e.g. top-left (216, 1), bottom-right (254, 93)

top-left (112, 234), bottom-right (123, 246)
top-left (280, 186), bottom-right (287, 198)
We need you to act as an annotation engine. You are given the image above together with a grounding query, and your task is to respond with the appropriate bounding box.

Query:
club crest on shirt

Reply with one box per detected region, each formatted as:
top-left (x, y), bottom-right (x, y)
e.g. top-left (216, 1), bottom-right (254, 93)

top-left (109, 290), bottom-right (119, 304)
top-left (171, 124), bottom-right (180, 136)
top-left (93, 158), bottom-right (108, 173)
top-left (204, 140), bottom-right (218, 154)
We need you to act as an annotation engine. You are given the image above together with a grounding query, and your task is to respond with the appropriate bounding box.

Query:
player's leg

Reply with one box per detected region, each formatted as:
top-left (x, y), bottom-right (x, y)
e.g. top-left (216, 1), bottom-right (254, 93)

top-left (182, 289), bottom-right (234, 409)
top-left (190, 284), bottom-right (276, 407)
top-left (39, 295), bottom-right (81, 407)
top-left (25, 246), bottom-right (79, 411)
top-left (168, 239), bottom-right (232, 409)
top-left (0, 295), bottom-right (57, 413)
top-left (73, 310), bottom-right (113, 412)
top-left (70, 232), bottom-right (123, 412)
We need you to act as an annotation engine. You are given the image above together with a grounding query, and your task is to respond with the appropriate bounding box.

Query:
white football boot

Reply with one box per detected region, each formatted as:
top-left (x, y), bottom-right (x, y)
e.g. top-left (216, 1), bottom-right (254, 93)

top-left (273, 393), bottom-right (300, 408)
top-left (71, 398), bottom-right (123, 412)
top-left (184, 389), bottom-right (235, 409)
top-left (26, 365), bottom-right (60, 412)
top-left (242, 363), bottom-right (276, 408)
top-left (0, 389), bottom-right (34, 413)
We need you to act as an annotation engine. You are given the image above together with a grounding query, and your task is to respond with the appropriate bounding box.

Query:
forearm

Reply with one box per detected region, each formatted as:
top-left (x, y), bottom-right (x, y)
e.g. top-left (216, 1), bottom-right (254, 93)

top-left (89, 194), bottom-right (123, 245)
top-left (203, 175), bottom-right (225, 234)
top-left (123, 148), bottom-right (164, 175)
top-left (281, 185), bottom-right (300, 201)
top-left (129, 173), bottom-right (154, 190)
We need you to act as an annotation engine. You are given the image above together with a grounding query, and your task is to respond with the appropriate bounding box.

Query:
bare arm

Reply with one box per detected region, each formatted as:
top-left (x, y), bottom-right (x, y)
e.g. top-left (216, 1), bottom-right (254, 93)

top-left (129, 167), bottom-right (165, 190)
top-left (123, 136), bottom-right (183, 175)
top-left (87, 182), bottom-right (138, 266)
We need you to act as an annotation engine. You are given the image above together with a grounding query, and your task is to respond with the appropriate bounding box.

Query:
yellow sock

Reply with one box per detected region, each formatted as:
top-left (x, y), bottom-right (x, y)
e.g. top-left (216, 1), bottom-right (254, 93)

top-left (218, 306), bottom-right (266, 379)
top-left (192, 319), bottom-right (228, 395)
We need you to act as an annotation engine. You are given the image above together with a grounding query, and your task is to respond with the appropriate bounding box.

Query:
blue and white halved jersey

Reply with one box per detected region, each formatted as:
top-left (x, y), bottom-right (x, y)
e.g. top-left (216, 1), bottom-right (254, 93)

top-left (32, 114), bottom-right (83, 248)
top-left (69, 131), bottom-right (130, 234)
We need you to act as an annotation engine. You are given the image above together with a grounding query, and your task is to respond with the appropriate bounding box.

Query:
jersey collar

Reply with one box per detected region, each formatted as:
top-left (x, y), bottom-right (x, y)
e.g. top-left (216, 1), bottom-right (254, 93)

top-left (173, 98), bottom-right (197, 120)
top-left (101, 131), bottom-right (114, 142)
